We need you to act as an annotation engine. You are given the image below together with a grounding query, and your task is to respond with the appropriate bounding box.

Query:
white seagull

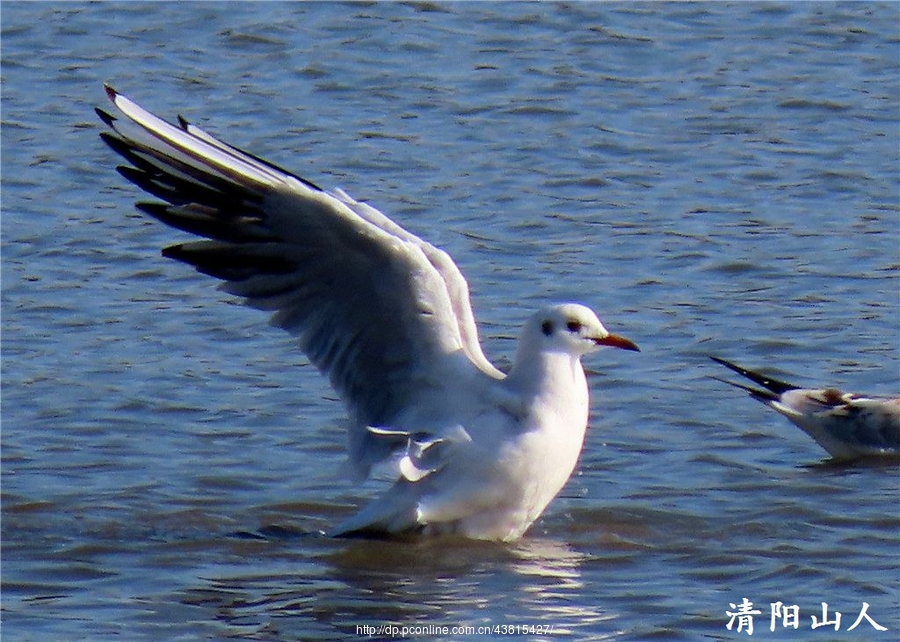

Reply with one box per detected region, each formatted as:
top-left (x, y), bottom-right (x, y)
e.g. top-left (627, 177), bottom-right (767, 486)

top-left (96, 86), bottom-right (639, 541)
top-left (711, 357), bottom-right (900, 461)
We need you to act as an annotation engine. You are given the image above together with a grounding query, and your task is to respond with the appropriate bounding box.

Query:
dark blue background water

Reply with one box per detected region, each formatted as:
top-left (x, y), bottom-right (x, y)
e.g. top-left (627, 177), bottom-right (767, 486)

top-left (3, 2), bottom-right (898, 640)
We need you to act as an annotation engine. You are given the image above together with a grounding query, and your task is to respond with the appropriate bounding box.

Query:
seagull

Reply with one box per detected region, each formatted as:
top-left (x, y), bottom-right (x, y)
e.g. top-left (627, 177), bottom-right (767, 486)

top-left (96, 86), bottom-right (639, 541)
top-left (711, 356), bottom-right (900, 461)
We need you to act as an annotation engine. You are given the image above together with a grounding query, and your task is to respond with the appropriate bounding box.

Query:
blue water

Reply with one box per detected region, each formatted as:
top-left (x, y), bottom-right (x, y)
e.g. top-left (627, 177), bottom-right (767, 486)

top-left (2, 2), bottom-right (898, 640)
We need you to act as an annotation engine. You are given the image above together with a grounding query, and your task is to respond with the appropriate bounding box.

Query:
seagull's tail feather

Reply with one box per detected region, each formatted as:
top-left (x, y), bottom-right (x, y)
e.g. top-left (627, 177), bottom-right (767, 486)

top-left (329, 482), bottom-right (421, 538)
top-left (331, 425), bottom-right (473, 537)
top-left (709, 356), bottom-right (799, 397)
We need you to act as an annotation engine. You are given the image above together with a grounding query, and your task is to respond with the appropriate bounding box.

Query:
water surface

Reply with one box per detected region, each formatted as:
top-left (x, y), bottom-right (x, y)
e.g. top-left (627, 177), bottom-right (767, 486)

top-left (2, 2), bottom-right (898, 640)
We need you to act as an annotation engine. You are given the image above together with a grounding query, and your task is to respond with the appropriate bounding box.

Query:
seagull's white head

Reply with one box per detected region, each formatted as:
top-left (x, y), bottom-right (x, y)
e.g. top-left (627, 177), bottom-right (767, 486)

top-left (527, 303), bottom-right (639, 358)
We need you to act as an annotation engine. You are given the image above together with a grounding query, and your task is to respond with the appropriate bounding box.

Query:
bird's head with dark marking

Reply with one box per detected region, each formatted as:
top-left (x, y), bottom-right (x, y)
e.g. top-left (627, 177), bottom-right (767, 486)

top-left (533, 303), bottom-right (638, 357)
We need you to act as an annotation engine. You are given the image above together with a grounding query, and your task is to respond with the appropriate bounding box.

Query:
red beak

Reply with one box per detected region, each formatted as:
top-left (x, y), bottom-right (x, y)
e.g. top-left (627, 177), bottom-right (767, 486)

top-left (594, 333), bottom-right (640, 352)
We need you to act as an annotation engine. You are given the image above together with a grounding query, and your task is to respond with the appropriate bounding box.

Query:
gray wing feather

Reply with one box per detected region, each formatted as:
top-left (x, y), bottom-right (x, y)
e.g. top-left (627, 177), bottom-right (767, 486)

top-left (98, 86), bottom-right (500, 472)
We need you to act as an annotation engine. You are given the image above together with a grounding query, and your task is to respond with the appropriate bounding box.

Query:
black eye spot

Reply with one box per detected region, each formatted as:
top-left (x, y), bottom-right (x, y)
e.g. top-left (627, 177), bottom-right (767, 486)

top-left (566, 320), bottom-right (582, 333)
top-left (541, 320), bottom-right (553, 336)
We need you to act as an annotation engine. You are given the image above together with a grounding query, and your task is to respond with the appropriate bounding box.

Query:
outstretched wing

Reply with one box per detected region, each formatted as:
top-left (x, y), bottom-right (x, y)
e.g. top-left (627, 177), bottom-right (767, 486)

top-left (97, 86), bottom-right (503, 473)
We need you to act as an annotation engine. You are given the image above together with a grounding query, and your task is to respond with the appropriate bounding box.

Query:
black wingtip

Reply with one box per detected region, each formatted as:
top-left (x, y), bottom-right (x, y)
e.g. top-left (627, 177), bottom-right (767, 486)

top-left (161, 243), bottom-right (186, 261)
top-left (95, 107), bottom-right (117, 127)
top-left (99, 130), bottom-right (126, 154)
top-left (709, 375), bottom-right (781, 402)
top-left (709, 356), bottom-right (798, 395)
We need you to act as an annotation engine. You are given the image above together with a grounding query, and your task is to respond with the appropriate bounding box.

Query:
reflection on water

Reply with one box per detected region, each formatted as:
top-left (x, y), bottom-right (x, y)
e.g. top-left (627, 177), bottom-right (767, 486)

top-left (177, 532), bottom-right (613, 640)
top-left (3, 462), bottom-right (896, 639)
top-left (509, 539), bottom-right (618, 635)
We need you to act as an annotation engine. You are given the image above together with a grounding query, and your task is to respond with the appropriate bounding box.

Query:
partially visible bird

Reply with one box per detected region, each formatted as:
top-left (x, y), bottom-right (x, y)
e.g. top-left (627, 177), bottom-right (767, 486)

top-left (711, 356), bottom-right (900, 461)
